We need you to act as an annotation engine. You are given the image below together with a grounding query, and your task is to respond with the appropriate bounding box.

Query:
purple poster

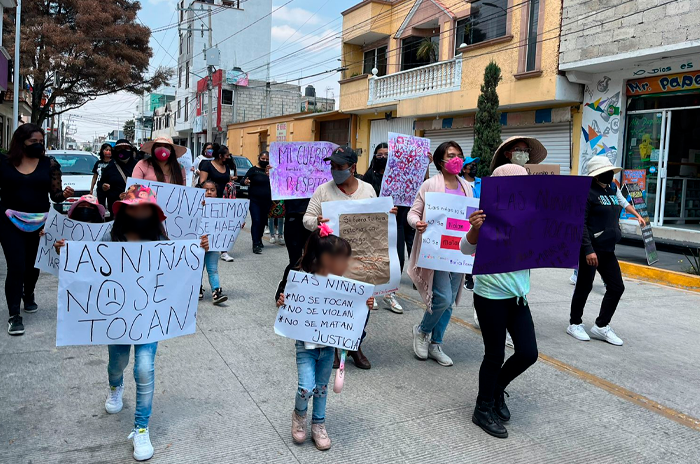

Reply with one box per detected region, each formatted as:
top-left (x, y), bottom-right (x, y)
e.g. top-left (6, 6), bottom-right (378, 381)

top-left (269, 142), bottom-right (337, 200)
top-left (471, 175), bottom-right (591, 275)
top-left (380, 132), bottom-right (431, 207)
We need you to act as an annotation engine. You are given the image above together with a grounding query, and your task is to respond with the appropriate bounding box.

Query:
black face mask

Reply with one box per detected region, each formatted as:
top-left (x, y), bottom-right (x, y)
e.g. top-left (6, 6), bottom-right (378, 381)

top-left (597, 171), bottom-right (614, 185)
top-left (464, 166), bottom-right (477, 177)
top-left (259, 160), bottom-right (269, 168)
top-left (71, 208), bottom-right (103, 223)
top-left (374, 157), bottom-right (387, 170)
top-left (116, 150), bottom-right (132, 162)
top-left (25, 143), bottom-right (45, 159)
top-left (122, 214), bottom-right (159, 239)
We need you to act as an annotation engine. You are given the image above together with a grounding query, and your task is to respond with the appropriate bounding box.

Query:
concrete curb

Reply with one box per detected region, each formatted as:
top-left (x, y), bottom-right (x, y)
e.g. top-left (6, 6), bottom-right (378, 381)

top-left (620, 261), bottom-right (700, 293)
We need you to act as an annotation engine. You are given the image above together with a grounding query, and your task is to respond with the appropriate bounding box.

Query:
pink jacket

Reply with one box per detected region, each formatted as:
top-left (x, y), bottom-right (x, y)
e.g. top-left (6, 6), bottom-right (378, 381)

top-left (407, 172), bottom-right (474, 311)
top-left (133, 160), bottom-right (187, 186)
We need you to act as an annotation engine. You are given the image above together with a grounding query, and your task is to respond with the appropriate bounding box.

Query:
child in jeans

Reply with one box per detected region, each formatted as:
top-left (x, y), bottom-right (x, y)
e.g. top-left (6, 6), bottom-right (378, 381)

top-left (200, 180), bottom-right (228, 305)
top-left (276, 224), bottom-right (373, 451)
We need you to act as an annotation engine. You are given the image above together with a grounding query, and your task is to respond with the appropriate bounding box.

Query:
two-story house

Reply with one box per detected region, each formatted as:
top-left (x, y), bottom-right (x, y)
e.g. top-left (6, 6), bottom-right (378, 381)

top-left (339, 0), bottom-right (581, 174)
top-left (560, 0), bottom-right (700, 245)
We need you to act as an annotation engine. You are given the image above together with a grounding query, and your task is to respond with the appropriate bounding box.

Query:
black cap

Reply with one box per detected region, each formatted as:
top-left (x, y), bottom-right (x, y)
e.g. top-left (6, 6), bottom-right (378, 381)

top-left (324, 146), bottom-right (358, 165)
top-left (114, 139), bottom-right (135, 151)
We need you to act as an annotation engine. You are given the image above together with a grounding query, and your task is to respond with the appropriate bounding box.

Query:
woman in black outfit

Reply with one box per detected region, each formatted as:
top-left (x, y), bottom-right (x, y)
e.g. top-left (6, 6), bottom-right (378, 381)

top-left (0, 124), bottom-right (74, 335)
top-left (199, 145), bottom-right (232, 197)
top-left (243, 151), bottom-right (272, 254)
top-left (97, 139), bottom-right (138, 216)
top-left (90, 143), bottom-right (112, 207)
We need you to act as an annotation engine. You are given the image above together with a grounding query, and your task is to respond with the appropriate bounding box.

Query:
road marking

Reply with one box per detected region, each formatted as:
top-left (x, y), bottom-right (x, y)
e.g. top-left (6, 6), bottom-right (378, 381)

top-left (396, 291), bottom-right (700, 432)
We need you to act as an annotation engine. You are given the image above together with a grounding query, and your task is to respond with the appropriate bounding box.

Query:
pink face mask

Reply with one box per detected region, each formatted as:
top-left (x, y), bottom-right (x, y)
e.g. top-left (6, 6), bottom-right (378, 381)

top-left (444, 157), bottom-right (463, 175)
top-left (154, 147), bottom-right (171, 162)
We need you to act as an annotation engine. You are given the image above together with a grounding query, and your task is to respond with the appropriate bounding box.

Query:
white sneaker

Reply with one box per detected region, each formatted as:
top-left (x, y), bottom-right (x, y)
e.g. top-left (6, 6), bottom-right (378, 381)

top-left (383, 294), bottom-right (403, 314)
top-left (590, 324), bottom-right (623, 346)
top-left (278, 235), bottom-right (285, 245)
top-left (264, 226), bottom-right (270, 234)
top-left (270, 236), bottom-right (277, 244)
top-left (569, 273), bottom-right (577, 285)
top-left (128, 428), bottom-right (154, 461)
top-left (505, 331), bottom-right (514, 348)
top-left (220, 252), bottom-right (234, 262)
top-left (567, 323), bottom-right (591, 341)
top-left (428, 343), bottom-right (453, 366)
top-left (105, 384), bottom-right (124, 414)
top-left (412, 324), bottom-right (430, 360)
top-left (473, 309), bottom-right (480, 329)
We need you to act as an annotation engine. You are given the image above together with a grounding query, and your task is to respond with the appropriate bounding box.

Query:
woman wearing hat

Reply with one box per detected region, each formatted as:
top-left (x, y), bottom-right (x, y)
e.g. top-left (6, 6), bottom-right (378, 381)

top-left (98, 139), bottom-right (138, 217)
top-left (134, 136), bottom-right (187, 186)
top-left (568, 156), bottom-right (629, 346)
top-left (490, 136), bottom-right (547, 172)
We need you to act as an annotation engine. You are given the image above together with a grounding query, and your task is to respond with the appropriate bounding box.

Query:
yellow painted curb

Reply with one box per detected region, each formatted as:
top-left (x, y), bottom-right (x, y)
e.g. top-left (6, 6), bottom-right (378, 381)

top-left (619, 261), bottom-right (700, 293)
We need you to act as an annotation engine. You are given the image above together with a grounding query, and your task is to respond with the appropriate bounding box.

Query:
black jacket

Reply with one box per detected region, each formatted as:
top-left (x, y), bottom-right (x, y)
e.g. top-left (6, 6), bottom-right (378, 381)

top-left (581, 182), bottom-right (623, 255)
top-left (97, 158), bottom-right (137, 212)
top-left (361, 168), bottom-right (383, 196)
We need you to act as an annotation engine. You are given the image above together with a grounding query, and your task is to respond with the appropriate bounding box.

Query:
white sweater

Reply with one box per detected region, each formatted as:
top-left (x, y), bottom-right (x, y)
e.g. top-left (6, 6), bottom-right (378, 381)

top-left (303, 179), bottom-right (377, 231)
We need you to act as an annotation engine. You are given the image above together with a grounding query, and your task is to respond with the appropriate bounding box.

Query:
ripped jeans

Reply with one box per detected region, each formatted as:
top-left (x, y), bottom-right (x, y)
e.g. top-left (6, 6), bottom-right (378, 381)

top-left (108, 342), bottom-right (158, 429)
top-left (294, 341), bottom-right (335, 424)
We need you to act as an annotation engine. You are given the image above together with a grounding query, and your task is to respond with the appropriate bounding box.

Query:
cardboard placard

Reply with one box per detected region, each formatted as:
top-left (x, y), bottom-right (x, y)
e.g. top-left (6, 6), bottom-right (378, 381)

top-left (524, 164), bottom-right (561, 175)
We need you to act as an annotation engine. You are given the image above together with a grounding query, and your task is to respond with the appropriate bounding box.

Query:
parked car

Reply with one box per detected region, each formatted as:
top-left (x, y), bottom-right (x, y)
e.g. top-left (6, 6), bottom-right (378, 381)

top-left (47, 150), bottom-right (98, 213)
top-left (232, 155), bottom-right (253, 198)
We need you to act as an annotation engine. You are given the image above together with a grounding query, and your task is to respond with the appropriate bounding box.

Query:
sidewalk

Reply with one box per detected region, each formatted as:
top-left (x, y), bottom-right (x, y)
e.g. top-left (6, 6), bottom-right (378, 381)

top-left (1, 230), bottom-right (699, 463)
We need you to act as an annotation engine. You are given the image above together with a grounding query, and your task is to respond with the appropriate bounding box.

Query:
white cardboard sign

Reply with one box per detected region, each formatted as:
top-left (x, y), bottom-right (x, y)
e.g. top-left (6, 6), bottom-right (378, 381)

top-left (56, 240), bottom-right (205, 346)
top-left (35, 208), bottom-right (113, 276)
top-left (196, 198), bottom-right (249, 252)
top-left (416, 192), bottom-right (480, 273)
top-left (274, 271), bottom-right (373, 350)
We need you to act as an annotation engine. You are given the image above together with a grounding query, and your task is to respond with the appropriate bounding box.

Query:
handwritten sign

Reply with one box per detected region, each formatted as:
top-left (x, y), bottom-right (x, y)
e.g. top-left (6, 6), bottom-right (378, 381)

top-left (621, 169), bottom-right (647, 220)
top-left (472, 176), bottom-right (590, 275)
top-left (35, 209), bottom-right (113, 276)
top-left (623, 183), bottom-right (659, 265)
top-left (273, 271), bottom-right (373, 350)
top-left (322, 197), bottom-right (400, 295)
top-left (56, 240), bottom-right (205, 346)
top-left (380, 132), bottom-right (431, 207)
top-left (416, 193), bottom-right (480, 273)
top-left (126, 178), bottom-right (204, 240)
top-left (196, 198), bottom-right (249, 252)
top-left (525, 164), bottom-right (561, 175)
top-left (269, 142), bottom-right (337, 200)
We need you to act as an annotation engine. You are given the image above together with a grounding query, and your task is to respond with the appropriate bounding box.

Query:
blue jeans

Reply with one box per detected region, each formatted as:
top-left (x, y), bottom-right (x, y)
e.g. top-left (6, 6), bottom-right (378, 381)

top-left (294, 341), bottom-right (335, 424)
top-left (420, 271), bottom-right (461, 344)
top-left (204, 251), bottom-right (220, 290)
top-left (268, 218), bottom-right (284, 236)
top-left (108, 342), bottom-right (158, 429)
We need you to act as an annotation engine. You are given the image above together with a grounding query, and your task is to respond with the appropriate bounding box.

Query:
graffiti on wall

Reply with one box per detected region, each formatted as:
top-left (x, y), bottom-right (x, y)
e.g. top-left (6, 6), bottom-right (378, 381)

top-left (579, 76), bottom-right (623, 174)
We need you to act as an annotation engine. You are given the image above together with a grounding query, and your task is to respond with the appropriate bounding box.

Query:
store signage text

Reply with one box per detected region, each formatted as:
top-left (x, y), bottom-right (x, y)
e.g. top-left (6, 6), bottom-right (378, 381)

top-left (627, 71), bottom-right (700, 96)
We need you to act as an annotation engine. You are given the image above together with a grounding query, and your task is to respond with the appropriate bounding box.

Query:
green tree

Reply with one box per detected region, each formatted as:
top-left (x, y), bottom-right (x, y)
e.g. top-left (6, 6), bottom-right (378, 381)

top-left (3, 0), bottom-right (171, 127)
top-left (124, 120), bottom-right (135, 142)
top-left (472, 62), bottom-right (502, 177)
top-left (416, 37), bottom-right (438, 63)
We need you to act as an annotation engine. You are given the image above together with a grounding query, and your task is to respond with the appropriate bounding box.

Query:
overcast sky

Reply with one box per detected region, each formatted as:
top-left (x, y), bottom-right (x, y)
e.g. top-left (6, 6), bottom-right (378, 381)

top-left (69, 0), bottom-right (352, 144)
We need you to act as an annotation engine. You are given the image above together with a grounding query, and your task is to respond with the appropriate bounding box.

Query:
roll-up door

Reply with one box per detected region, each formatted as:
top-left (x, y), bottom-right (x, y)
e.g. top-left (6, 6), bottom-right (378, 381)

top-left (369, 118), bottom-right (416, 156)
top-left (424, 128), bottom-right (474, 178)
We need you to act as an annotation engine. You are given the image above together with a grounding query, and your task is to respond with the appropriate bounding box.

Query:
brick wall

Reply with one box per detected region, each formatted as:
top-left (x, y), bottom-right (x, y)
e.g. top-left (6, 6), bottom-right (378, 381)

top-left (229, 81), bottom-right (302, 124)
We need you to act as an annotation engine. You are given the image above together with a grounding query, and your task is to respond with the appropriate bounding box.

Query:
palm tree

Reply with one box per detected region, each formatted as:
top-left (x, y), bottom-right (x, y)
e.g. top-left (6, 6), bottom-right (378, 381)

top-left (416, 37), bottom-right (439, 63)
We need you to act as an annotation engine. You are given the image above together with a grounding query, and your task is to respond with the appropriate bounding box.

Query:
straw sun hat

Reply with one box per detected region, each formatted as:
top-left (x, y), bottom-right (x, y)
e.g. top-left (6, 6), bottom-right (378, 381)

top-left (490, 136), bottom-right (548, 171)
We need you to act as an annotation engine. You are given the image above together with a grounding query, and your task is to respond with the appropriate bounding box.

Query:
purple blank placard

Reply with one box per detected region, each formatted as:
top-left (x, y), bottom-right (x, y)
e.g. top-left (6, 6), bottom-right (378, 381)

top-left (471, 175), bottom-right (592, 275)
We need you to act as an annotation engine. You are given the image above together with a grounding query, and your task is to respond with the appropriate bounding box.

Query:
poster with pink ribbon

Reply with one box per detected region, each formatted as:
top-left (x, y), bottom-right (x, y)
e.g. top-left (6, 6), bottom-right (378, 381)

top-left (380, 132), bottom-right (431, 207)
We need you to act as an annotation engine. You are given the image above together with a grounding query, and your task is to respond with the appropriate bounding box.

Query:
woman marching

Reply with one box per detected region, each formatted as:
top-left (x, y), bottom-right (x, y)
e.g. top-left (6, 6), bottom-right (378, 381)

top-left (0, 124), bottom-right (74, 335)
top-left (243, 151), bottom-right (273, 254)
top-left (198, 145), bottom-right (232, 197)
top-left (460, 163), bottom-right (539, 439)
top-left (408, 141), bottom-right (474, 367)
top-left (133, 136), bottom-right (187, 186)
top-left (91, 143), bottom-right (112, 207)
top-left (98, 139), bottom-right (138, 216)
top-left (57, 185), bottom-right (209, 461)
top-left (276, 224), bottom-right (374, 451)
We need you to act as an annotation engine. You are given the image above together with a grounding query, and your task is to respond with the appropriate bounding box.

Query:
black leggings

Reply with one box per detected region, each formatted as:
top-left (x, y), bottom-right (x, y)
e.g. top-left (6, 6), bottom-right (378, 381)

top-left (396, 206), bottom-right (415, 272)
top-left (0, 214), bottom-right (42, 318)
top-left (276, 214), bottom-right (312, 301)
top-left (570, 250), bottom-right (625, 327)
top-left (473, 293), bottom-right (538, 403)
top-left (249, 198), bottom-right (271, 248)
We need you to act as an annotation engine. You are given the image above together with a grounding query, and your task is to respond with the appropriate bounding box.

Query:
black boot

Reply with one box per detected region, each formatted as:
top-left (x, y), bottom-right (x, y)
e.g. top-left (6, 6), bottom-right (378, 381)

top-left (472, 400), bottom-right (508, 438)
top-left (494, 390), bottom-right (511, 422)
top-left (349, 347), bottom-right (371, 369)
top-left (23, 294), bottom-right (38, 313)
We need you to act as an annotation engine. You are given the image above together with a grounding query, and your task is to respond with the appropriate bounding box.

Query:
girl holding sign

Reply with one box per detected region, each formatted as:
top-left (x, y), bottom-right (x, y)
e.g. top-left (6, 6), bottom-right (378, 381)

top-left (460, 164), bottom-right (539, 440)
top-left (200, 180), bottom-right (229, 305)
top-left (276, 224), bottom-right (374, 451)
top-left (408, 141), bottom-right (473, 367)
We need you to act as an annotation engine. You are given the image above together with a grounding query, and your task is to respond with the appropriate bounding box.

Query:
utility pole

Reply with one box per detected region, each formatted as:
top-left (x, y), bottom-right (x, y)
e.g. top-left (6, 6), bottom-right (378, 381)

top-left (12, 0), bottom-right (21, 131)
top-left (206, 4), bottom-right (214, 144)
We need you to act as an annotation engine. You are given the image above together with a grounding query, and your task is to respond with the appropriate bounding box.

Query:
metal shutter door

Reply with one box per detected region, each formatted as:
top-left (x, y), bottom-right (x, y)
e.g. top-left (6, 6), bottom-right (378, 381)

top-left (369, 118), bottom-right (416, 155)
top-left (424, 128), bottom-right (474, 178)
top-left (500, 123), bottom-right (572, 175)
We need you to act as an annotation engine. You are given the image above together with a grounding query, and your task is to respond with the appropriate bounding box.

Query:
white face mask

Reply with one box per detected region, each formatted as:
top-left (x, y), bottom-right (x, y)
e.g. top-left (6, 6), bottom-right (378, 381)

top-left (511, 150), bottom-right (530, 166)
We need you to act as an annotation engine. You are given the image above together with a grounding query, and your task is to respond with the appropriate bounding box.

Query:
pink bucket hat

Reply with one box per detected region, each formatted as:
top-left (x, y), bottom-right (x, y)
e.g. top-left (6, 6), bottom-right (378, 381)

top-left (492, 164), bottom-right (528, 177)
top-left (67, 195), bottom-right (106, 219)
top-left (112, 185), bottom-right (167, 221)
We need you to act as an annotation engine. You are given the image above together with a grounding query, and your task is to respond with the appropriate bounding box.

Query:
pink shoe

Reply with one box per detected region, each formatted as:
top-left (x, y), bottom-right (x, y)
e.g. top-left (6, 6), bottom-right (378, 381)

top-left (291, 412), bottom-right (306, 444)
top-left (311, 423), bottom-right (331, 451)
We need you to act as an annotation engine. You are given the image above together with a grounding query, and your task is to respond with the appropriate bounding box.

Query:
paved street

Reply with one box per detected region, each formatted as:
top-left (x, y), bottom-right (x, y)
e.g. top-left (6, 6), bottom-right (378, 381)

top-left (1, 229), bottom-right (700, 463)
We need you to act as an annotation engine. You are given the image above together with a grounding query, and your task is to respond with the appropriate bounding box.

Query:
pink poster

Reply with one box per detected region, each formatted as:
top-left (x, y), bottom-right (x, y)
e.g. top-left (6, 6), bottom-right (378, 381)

top-left (380, 132), bottom-right (431, 207)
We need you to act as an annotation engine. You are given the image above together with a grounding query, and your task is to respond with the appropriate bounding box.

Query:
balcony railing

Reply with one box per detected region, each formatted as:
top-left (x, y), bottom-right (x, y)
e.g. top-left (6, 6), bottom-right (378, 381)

top-left (367, 55), bottom-right (463, 106)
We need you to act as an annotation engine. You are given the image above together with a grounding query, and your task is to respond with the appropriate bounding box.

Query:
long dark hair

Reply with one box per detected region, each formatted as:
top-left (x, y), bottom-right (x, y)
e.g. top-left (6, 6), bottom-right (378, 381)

top-left (146, 144), bottom-right (184, 185)
top-left (433, 141), bottom-right (463, 172)
top-left (299, 229), bottom-right (352, 274)
top-left (202, 143), bottom-right (219, 158)
top-left (98, 143), bottom-right (112, 162)
top-left (368, 142), bottom-right (388, 172)
top-left (110, 205), bottom-right (167, 242)
top-left (8, 123), bottom-right (45, 166)
top-left (216, 145), bottom-right (229, 162)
